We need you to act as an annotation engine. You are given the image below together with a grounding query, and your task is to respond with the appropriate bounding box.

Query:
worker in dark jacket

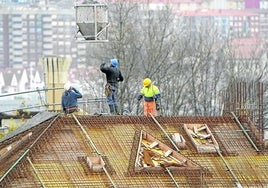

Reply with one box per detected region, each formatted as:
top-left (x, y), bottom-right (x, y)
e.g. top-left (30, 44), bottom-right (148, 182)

top-left (61, 82), bottom-right (83, 114)
top-left (100, 59), bottom-right (124, 115)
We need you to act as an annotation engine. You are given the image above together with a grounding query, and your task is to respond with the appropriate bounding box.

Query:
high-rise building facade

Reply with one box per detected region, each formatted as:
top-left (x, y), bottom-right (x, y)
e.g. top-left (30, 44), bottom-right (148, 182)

top-left (0, 5), bottom-right (86, 69)
top-left (1, 0), bottom-right (268, 69)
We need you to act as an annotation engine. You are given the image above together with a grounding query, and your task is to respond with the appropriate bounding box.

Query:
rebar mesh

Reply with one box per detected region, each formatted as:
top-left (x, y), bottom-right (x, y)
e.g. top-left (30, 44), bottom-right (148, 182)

top-left (1, 115), bottom-right (268, 187)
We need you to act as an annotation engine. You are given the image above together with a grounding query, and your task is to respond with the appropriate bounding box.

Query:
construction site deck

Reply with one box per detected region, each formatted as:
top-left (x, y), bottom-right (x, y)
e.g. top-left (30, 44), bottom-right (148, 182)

top-left (0, 111), bottom-right (268, 188)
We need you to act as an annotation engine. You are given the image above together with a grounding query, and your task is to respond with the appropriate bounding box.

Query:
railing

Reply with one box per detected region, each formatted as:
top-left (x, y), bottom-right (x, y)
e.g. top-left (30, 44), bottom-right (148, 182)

top-left (0, 88), bottom-right (108, 115)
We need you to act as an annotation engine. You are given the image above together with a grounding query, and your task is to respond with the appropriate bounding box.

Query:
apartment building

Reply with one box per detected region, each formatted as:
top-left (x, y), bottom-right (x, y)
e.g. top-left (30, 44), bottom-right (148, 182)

top-left (0, 0), bottom-right (268, 92)
top-left (0, 6), bottom-right (86, 69)
top-left (1, 0), bottom-right (268, 68)
top-left (179, 9), bottom-right (260, 38)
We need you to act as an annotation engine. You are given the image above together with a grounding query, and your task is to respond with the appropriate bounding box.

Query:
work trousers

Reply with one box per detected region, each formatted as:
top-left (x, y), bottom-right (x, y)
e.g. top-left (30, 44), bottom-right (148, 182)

top-left (107, 85), bottom-right (118, 105)
top-left (143, 101), bottom-right (157, 117)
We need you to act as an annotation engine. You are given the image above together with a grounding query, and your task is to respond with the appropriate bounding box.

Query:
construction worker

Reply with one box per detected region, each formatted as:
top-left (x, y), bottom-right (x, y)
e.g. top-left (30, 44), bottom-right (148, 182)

top-left (137, 78), bottom-right (160, 116)
top-left (61, 82), bottom-right (82, 114)
top-left (100, 59), bottom-right (124, 115)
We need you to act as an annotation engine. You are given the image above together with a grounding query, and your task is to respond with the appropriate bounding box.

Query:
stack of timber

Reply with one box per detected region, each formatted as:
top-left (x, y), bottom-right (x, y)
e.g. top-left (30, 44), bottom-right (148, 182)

top-left (135, 130), bottom-right (201, 173)
top-left (183, 124), bottom-right (219, 153)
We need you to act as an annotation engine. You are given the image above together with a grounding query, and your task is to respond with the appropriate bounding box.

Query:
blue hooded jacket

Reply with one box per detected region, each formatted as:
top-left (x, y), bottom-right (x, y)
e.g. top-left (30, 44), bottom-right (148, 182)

top-left (61, 88), bottom-right (82, 112)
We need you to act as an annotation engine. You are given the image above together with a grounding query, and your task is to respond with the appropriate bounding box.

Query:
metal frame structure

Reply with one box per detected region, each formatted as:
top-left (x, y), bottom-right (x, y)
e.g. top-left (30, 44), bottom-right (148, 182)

top-left (74, 2), bottom-right (109, 43)
top-left (220, 81), bottom-right (266, 142)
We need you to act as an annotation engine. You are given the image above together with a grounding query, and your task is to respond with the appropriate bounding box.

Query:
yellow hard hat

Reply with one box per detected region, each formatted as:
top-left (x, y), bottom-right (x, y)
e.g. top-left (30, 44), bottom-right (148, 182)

top-left (143, 78), bottom-right (151, 87)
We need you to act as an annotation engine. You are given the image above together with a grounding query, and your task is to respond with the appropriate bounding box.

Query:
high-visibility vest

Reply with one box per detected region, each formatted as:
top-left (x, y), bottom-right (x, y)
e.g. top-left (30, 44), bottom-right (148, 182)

top-left (140, 85), bottom-right (160, 97)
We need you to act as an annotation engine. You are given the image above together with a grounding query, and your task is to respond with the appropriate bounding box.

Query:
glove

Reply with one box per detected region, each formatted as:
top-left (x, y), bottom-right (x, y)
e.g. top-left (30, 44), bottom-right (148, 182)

top-left (156, 103), bottom-right (160, 111)
top-left (100, 63), bottom-right (106, 69)
top-left (137, 94), bottom-right (143, 101)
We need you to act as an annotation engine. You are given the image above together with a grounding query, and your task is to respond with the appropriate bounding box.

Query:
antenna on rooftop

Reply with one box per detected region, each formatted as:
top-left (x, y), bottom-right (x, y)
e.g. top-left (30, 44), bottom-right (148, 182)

top-left (74, 0), bottom-right (109, 43)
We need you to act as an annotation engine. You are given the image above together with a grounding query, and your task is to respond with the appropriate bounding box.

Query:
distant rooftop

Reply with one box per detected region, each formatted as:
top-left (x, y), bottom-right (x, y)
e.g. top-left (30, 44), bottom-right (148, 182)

top-left (179, 9), bottom-right (258, 16)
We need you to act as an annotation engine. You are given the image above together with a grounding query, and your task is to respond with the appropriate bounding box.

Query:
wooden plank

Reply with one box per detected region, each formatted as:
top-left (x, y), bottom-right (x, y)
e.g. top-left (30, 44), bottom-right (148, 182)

top-left (183, 124), bottom-right (219, 153)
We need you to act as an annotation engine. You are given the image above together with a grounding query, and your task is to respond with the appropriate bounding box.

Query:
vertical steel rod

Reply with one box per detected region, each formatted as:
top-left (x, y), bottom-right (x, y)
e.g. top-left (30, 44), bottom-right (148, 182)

top-left (165, 167), bottom-right (180, 188)
top-left (27, 156), bottom-right (46, 188)
top-left (72, 114), bottom-right (117, 188)
top-left (150, 113), bottom-right (180, 152)
top-left (230, 112), bottom-right (260, 152)
top-left (0, 115), bottom-right (59, 183)
top-left (216, 148), bottom-right (243, 188)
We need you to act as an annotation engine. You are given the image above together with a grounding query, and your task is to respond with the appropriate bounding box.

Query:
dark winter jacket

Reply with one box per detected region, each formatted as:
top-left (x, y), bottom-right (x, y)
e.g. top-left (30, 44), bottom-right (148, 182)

top-left (100, 63), bottom-right (124, 86)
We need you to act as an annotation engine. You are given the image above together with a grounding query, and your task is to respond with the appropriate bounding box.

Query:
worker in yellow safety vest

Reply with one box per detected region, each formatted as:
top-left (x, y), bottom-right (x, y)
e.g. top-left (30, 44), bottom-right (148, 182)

top-left (137, 78), bottom-right (161, 116)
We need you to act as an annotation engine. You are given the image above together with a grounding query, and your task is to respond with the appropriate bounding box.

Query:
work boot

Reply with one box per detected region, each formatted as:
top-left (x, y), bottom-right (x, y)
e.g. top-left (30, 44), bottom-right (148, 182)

top-left (114, 106), bottom-right (120, 115)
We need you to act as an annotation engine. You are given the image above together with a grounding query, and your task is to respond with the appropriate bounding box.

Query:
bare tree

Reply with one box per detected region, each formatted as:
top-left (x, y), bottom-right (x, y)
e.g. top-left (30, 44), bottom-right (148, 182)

top-left (104, 2), bottom-right (178, 115)
top-left (80, 1), bottom-right (268, 117)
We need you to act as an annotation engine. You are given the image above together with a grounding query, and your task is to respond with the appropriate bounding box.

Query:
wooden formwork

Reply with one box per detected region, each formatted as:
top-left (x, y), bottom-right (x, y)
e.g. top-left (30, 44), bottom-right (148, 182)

top-left (135, 130), bottom-right (202, 173)
top-left (40, 56), bottom-right (71, 111)
top-left (183, 124), bottom-right (219, 153)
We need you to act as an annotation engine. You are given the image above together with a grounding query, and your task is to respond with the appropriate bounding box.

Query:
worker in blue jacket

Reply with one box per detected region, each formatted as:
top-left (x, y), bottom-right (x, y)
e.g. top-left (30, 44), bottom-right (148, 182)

top-left (61, 82), bottom-right (83, 114)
